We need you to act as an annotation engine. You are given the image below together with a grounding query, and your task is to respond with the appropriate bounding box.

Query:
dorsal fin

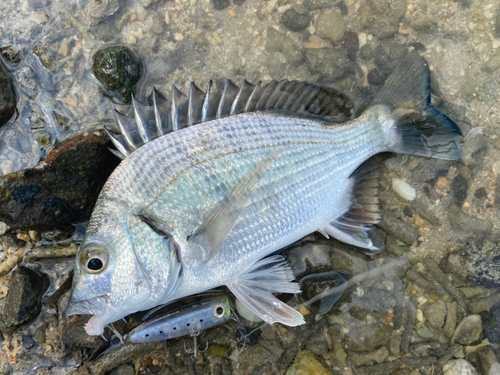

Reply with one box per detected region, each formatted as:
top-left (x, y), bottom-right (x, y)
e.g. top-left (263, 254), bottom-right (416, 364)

top-left (105, 80), bottom-right (353, 159)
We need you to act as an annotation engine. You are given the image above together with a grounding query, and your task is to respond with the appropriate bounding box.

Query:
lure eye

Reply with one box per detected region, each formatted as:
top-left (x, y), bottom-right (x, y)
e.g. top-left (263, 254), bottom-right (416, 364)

top-left (214, 305), bottom-right (225, 318)
top-left (79, 245), bottom-right (109, 274)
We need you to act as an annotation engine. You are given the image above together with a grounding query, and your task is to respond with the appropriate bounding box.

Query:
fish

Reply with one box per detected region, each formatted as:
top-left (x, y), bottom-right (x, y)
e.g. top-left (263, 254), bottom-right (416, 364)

top-left (129, 296), bottom-right (231, 343)
top-left (66, 50), bottom-right (463, 336)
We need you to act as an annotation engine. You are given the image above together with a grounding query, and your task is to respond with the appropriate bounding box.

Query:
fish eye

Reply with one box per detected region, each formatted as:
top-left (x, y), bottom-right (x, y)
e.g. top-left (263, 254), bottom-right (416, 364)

top-left (214, 305), bottom-right (225, 318)
top-left (79, 245), bottom-right (109, 274)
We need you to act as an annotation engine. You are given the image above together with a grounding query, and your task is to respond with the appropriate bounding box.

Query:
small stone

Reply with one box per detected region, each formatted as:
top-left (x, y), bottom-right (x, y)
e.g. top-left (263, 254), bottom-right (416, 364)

top-left (304, 48), bottom-right (348, 79)
top-left (107, 364), bottom-right (135, 375)
top-left (92, 46), bottom-right (142, 104)
top-left (367, 69), bottom-right (386, 86)
top-left (211, 0), bottom-right (230, 10)
top-left (379, 209), bottom-right (419, 245)
top-left (417, 325), bottom-right (434, 339)
top-left (358, 0), bottom-right (406, 38)
top-left (32, 45), bottom-right (57, 72)
top-left (448, 207), bottom-right (493, 235)
top-left (281, 9), bottom-right (310, 32)
top-left (286, 350), bottom-right (333, 375)
top-left (86, 0), bottom-right (120, 25)
top-left (436, 177), bottom-right (448, 188)
top-left (495, 7), bottom-right (500, 38)
top-left (0, 65), bottom-right (15, 127)
top-left (360, 44), bottom-right (375, 60)
top-left (485, 50), bottom-right (500, 73)
top-left (462, 129), bottom-right (488, 168)
top-left (347, 346), bottom-right (389, 366)
top-left (444, 302), bottom-right (457, 338)
top-left (374, 42), bottom-right (409, 76)
top-left (412, 18), bottom-right (438, 33)
top-left (316, 10), bottom-right (345, 42)
top-left (392, 178), bottom-right (416, 201)
top-left (266, 27), bottom-right (304, 67)
top-left (421, 300), bottom-right (447, 329)
top-left (0, 266), bottom-right (49, 332)
top-left (443, 359), bottom-right (478, 375)
top-left (451, 315), bottom-right (483, 345)
top-left (451, 175), bottom-right (468, 207)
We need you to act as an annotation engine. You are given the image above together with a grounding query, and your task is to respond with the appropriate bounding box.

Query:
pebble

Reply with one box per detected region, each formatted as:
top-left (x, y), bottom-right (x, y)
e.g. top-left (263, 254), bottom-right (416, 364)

top-left (0, 64), bottom-right (16, 127)
top-left (443, 359), bottom-right (478, 375)
top-left (315, 10), bottom-right (345, 42)
top-left (451, 175), bottom-right (468, 207)
top-left (211, 0), bottom-right (230, 10)
top-left (451, 315), bottom-right (483, 345)
top-left (347, 346), bottom-right (389, 367)
top-left (265, 27), bottom-right (304, 67)
top-left (448, 207), bottom-right (493, 235)
top-left (280, 9), bottom-right (310, 32)
top-left (304, 48), bottom-right (348, 79)
top-left (392, 178), bottom-right (416, 201)
top-left (444, 302), bottom-right (457, 338)
top-left (379, 209), bottom-right (419, 245)
top-left (285, 350), bottom-right (333, 375)
top-left (485, 50), bottom-right (500, 73)
top-left (421, 300), bottom-right (447, 329)
top-left (358, 0), bottom-right (405, 38)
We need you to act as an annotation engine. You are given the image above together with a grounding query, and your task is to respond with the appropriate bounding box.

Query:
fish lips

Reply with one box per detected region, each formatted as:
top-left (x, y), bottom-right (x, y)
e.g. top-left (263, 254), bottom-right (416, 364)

top-left (65, 295), bottom-right (107, 317)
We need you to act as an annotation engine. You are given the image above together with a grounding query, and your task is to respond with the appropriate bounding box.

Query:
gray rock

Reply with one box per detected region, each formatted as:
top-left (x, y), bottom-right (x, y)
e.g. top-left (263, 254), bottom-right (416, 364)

top-left (412, 18), bottom-right (438, 33)
top-left (328, 326), bottom-right (347, 367)
top-left (344, 323), bottom-right (393, 352)
top-left (303, 0), bottom-right (333, 11)
top-left (0, 266), bottom-right (49, 332)
top-left (316, 10), bottom-right (345, 42)
top-left (351, 287), bottom-right (398, 313)
top-left (444, 302), bottom-right (457, 338)
top-left (461, 129), bottom-right (488, 168)
top-left (347, 346), bottom-right (389, 366)
top-left (451, 175), bottom-right (468, 207)
top-left (359, 44), bottom-right (375, 60)
top-left (379, 209), bottom-right (419, 245)
top-left (485, 50), bottom-right (500, 73)
top-left (495, 7), bottom-right (500, 38)
top-left (483, 80), bottom-right (499, 98)
top-left (281, 9), bottom-right (310, 32)
top-left (448, 207), bottom-right (493, 235)
top-left (417, 325), bottom-right (434, 339)
top-left (374, 42), bottom-right (409, 76)
top-left (358, 0), bottom-right (406, 38)
top-left (451, 315), bottom-right (483, 345)
top-left (305, 48), bottom-right (348, 79)
top-left (86, 0), bottom-right (120, 25)
top-left (211, 0), bottom-right (230, 10)
top-left (0, 63), bottom-right (15, 127)
top-left (443, 359), bottom-right (478, 375)
top-left (265, 27), bottom-right (304, 67)
top-left (422, 300), bottom-right (447, 329)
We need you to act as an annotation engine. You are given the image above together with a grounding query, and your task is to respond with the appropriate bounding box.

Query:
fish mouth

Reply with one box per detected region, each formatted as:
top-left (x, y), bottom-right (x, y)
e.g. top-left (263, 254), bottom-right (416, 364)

top-left (66, 295), bottom-right (109, 335)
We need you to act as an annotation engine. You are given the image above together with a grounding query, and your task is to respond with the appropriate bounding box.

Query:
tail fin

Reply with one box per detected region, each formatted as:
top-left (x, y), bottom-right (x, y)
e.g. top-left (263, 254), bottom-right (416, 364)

top-left (372, 50), bottom-right (463, 160)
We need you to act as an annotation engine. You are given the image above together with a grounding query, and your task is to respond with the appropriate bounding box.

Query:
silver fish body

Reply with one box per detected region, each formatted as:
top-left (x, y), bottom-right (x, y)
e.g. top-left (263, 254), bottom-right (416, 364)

top-left (66, 51), bottom-right (463, 335)
top-left (129, 296), bottom-right (231, 343)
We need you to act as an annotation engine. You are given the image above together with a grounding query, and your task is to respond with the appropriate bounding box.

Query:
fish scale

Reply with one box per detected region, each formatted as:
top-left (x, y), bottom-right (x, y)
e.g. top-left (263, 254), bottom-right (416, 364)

top-left (67, 51), bottom-right (463, 336)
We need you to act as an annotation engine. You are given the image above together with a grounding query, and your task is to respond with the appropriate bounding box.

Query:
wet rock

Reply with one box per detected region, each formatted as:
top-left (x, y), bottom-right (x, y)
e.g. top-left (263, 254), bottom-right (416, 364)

top-left (358, 0), bottom-right (406, 38)
top-left (347, 346), bottom-right (389, 366)
top-left (485, 50), bottom-right (500, 73)
top-left (239, 340), bottom-right (284, 368)
top-left (0, 63), bottom-right (16, 127)
top-left (483, 80), bottom-right (499, 98)
top-left (422, 300), bottom-right (447, 329)
top-left (379, 209), bottom-right (419, 245)
top-left (412, 18), bottom-right (438, 34)
top-left (0, 266), bottom-right (49, 332)
top-left (495, 7), bottom-right (500, 38)
top-left (451, 315), bottom-right (483, 345)
top-left (385, 235), bottom-right (409, 257)
top-left (106, 364), bottom-right (135, 375)
top-left (316, 10), bottom-right (345, 42)
top-left (448, 207), bottom-right (493, 235)
top-left (1, 46), bottom-right (22, 66)
top-left (359, 44), bottom-right (375, 60)
top-left (443, 359), bottom-right (477, 375)
top-left (417, 325), bottom-right (434, 339)
top-left (463, 239), bottom-right (500, 288)
top-left (340, 31), bottom-right (359, 61)
top-left (461, 129), bottom-right (487, 168)
top-left (92, 46), bottom-right (142, 104)
top-left (0, 130), bottom-right (119, 229)
top-left (344, 323), bottom-right (392, 352)
top-left (351, 287), bottom-right (398, 313)
top-left (328, 326), bottom-right (347, 367)
top-left (32, 45), bottom-right (57, 72)
top-left (444, 302), bottom-right (457, 338)
top-left (353, 360), bottom-right (401, 375)
top-left (86, 0), bottom-right (120, 25)
top-left (303, 0), bottom-right (332, 11)
top-left (211, 0), bottom-right (230, 10)
top-left (286, 350), bottom-right (332, 375)
top-left (300, 271), bottom-right (347, 315)
top-left (281, 9), bottom-right (310, 32)
top-left (368, 69), bottom-right (386, 86)
top-left (304, 48), bottom-right (348, 79)
top-left (451, 175), bottom-right (468, 207)
top-left (266, 27), bottom-right (304, 67)
top-left (374, 43), bottom-right (409, 76)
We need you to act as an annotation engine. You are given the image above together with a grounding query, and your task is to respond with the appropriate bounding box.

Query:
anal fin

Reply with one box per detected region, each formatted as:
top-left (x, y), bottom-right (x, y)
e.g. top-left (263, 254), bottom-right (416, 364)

top-left (319, 164), bottom-right (383, 255)
top-left (227, 256), bottom-right (305, 327)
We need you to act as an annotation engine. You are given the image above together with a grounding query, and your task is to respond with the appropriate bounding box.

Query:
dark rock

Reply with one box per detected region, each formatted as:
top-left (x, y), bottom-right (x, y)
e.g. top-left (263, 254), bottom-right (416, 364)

top-left (379, 209), bottom-right (419, 245)
top-left (336, 1), bottom-right (348, 15)
top-left (235, 326), bottom-right (261, 348)
top-left (303, 0), bottom-right (333, 11)
top-left (0, 63), bottom-right (16, 127)
top-left (359, 44), bottom-right (374, 60)
top-left (374, 43), bottom-right (409, 76)
top-left (464, 238), bottom-right (500, 287)
top-left (305, 48), bottom-right (348, 79)
top-left (451, 175), bottom-right (468, 207)
top-left (403, 206), bottom-right (412, 218)
top-left (409, 42), bottom-right (426, 51)
top-left (412, 18), bottom-right (438, 34)
top-left (448, 207), bottom-right (493, 236)
top-left (233, 0), bottom-right (246, 4)
top-left (0, 130), bottom-right (120, 229)
top-left (211, 0), bottom-right (230, 10)
top-left (358, 0), bottom-right (406, 38)
top-left (281, 9), bottom-right (310, 32)
top-left (300, 271), bottom-right (347, 315)
top-left (92, 46), bottom-right (142, 104)
top-left (453, 0), bottom-right (471, 8)
top-left (474, 187), bottom-right (487, 199)
top-left (340, 31), bottom-right (359, 61)
top-left (1, 46), bottom-right (22, 66)
top-left (0, 266), bottom-right (49, 332)
top-left (105, 364), bottom-right (135, 375)
top-left (367, 69), bottom-right (386, 86)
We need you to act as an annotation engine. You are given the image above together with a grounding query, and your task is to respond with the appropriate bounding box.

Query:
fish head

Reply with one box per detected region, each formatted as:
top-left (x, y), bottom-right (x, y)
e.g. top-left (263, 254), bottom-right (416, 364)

top-left (66, 204), bottom-right (175, 336)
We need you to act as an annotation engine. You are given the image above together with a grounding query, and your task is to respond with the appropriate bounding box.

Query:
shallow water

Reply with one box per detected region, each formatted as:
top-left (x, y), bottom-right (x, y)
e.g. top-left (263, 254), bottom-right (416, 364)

top-left (0, 0), bottom-right (500, 374)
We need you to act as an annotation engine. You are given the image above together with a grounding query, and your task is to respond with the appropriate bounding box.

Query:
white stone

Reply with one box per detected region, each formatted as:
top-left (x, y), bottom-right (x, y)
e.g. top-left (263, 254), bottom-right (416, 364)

top-left (443, 359), bottom-right (477, 375)
top-left (0, 222), bottom-right (10, 236)
top-left (489, 362), bottom-right (500, 375)
top-left (392, 178), bottom-right (416, 201)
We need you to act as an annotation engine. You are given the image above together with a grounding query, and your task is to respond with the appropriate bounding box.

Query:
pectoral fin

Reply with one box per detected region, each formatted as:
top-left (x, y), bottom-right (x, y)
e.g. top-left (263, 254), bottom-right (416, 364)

top-left (227, 256), bottom-right (305, 327)
top-left (188, 148), bottom-right (284, 261)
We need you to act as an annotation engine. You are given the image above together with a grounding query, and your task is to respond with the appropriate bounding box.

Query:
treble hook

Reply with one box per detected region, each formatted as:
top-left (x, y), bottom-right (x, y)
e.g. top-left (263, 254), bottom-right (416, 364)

top-left (184, 332), bottom-right (208, 359)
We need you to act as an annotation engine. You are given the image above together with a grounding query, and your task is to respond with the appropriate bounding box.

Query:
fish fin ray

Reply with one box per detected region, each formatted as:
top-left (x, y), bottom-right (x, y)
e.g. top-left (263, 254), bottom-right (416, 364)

top-left (227, 256), bottom-right (304, 326)
top-left (188, 149), bottom-right (284, 261)
top-left (319, 162), bottom-right (383, 255)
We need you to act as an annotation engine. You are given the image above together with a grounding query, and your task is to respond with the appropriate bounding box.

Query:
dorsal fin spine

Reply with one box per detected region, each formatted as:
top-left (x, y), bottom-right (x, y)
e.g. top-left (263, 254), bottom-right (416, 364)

top-left (114, 109), bottom-right (137, 150)
top-left (132, 95), bottom-right (149, 143)
top-left (201, 80), bottom-right (213, 122)
top-left (153, 88), bottom-right (165, 136)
